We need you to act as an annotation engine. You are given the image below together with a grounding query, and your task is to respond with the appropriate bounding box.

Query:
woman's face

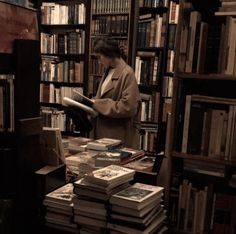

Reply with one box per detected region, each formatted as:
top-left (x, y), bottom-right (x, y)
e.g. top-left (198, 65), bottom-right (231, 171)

top-left (96, 54), bottom-right (111, 68)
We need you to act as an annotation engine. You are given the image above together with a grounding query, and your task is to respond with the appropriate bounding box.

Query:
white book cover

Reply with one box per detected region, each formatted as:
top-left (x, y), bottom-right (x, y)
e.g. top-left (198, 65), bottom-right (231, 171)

top-left (110, 183), bottom-right (164, 210)
top-left (45, 183), bottom-right (75, 204)
top-left (84, 165), bottom-right (135, 186)
top-left (87, 138), bottom-right (122, 151)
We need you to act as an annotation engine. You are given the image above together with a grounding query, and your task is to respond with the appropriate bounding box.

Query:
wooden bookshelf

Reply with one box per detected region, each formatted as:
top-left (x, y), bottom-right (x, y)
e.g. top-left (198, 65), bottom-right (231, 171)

top-left (0, 35), bottom-right (43, 233)
top-left (167, 0), bottom-right (236, 233)
top-left (87, 0), bottom-right (138, 97)
top-left (135, 0), bottom-right (177, 154)
top-left (39, 0), bottom-right (90, 135)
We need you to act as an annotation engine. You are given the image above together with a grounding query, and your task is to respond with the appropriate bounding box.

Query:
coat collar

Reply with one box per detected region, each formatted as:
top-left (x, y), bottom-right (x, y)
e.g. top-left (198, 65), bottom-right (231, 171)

top-left (99, 58), bottom-right (127, 97)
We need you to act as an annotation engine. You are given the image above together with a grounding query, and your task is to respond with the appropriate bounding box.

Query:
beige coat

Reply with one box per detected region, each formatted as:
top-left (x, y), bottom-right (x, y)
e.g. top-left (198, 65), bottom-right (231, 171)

top-left (92, 59), bottom-right (141, 148)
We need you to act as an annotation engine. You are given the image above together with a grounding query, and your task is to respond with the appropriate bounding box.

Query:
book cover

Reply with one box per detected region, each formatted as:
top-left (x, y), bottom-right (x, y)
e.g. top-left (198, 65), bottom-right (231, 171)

top-left (84, 165), bottom-right (135, 186)
top-left (124, 156), bottom-right (156, 172)
top-left (44, 183), bottom-right (75, 205)
top-left (87, 138), bottom-right (122, 151)
top-left (110, 183), bottom-right (164, 210)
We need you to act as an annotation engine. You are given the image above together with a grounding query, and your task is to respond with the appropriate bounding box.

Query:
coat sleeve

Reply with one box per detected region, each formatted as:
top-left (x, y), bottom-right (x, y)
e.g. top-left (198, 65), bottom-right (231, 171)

top-left (92, 71), bottom-right (141, 119)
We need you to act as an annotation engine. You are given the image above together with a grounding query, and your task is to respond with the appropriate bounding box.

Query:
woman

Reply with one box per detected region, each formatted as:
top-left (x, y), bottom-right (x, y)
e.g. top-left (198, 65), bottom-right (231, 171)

top-left (91, 37), bottom-right (141, 148)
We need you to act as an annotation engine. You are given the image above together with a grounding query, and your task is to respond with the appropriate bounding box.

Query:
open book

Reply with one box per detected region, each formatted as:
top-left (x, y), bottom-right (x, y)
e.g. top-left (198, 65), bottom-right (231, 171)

top-left (63, 89), bottom-right (98, 117)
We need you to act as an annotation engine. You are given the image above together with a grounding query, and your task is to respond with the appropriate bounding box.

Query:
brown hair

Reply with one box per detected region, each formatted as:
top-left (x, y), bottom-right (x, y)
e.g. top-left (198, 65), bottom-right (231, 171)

top-left (93, 37), bottom-right (122, 58)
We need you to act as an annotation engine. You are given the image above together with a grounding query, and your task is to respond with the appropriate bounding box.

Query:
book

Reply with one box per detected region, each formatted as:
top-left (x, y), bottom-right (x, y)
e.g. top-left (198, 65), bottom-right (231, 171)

top-left (110, 204), bottom-right (163, 227)
top-left (108, 211), bottom-right (166, 234)
top-left (40, 127), bottom-right (66, 166)
top-left (86, 138), bottom-right (122, 151)
top-left (94, 151), bottom-right (121, 167)
top-left (111, 197), bottom-right (162, 218)
top-left (63, 97), bottom-right (98, 117)
top-left (44, 183), bottom-right (75, 205)
top-left (110, 183), bottom-right (164, 210)
top-left (83, 165), bottom-right (135, 187)
top-left (123, 156), bottom-right (156, 172)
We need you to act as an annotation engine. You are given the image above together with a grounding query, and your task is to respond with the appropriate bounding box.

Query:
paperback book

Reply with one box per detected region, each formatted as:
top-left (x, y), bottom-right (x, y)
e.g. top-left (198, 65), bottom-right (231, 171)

top-left (83, 165), bottom-right (135, 186)
top-left (110, 183), bottom-right (164, 210)
top-left (87, 138), bottom-right (122, 151)
top-left (44, 183), bottom-right (75, 205)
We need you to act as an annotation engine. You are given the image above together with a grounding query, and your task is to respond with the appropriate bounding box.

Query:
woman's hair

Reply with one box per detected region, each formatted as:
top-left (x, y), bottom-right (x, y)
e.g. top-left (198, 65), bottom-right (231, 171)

top-left (93, 37), bottom-right (123, 58)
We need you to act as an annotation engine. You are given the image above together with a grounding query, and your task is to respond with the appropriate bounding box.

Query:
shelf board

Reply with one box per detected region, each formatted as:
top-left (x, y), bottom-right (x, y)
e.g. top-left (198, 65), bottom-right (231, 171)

top-left (41, 24), bottom-right (86, 30)
top-left (92, 12), bottom-right (129, 16)
top-left (137, 47), bottom-right (164, 52)
top-left (90, 34), bottom-right (128, 39)
top-left (139, 6), bottom-right (168, 15)
top-left (176, 72), bottom-right (236, 81)
top-left (40, 80), bottom-right (84, 87)
top-left (41, 53), bottom-right (85, 60)
top-left (172, 151), bottom-right (236, 166)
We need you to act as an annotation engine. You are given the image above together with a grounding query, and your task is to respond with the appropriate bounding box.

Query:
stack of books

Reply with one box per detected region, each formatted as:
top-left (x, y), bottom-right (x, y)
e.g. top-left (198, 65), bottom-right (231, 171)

top-left (43, 183), bottom-right (79, 233)
top-left (65, 151), bottom-right (98, 179)
top-left (108, 183), bottom-right (168, 234)
top-left (73, 165), bottom-right (135, 233)
top-left (86, 138), bottom-right (122, 151)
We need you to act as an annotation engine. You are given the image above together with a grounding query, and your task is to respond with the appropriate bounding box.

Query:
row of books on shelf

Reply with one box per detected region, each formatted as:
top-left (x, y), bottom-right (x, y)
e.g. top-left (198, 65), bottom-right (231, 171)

top-left (178, 4), bottom-right (209, 73)
top-left (137, 13), bottom-right (167, 48)
top-left (162, 76), bottom-right (173, 98)
top-left (135, 51), bottom-right (161, 86)
top-left (41, 2), bottom-right (86, 25)
top-left (40, 164), bottom-right (167, 233)
top-left (168, 1), bottom-right (179, 24)
top-left (140, 92), bottom-right (160, 122)
top-left (91, 0), bottom-right (130, 14)
top-left (40, 30), bottom-right (85, 54)
top-left (40, 84), bottom-right (83, 104)
top-left (41, 107), bottom-right (75, 132)
top-left (91, 15), bottom-right (129, 35)
top-left (215, 0), bottom-right (236, 16)
top-left (181, 94), bottom-right (236, 161)
top-left (139, 127), bottom-right (158, 152)
top-left (169, 180), bottom-right (236, 234)
top-left (41, 59), bottom-right (84, 84)
top-left (0, 75), bottom-right (14, 132)
top-left (217, 15), bottom-right (236, 75)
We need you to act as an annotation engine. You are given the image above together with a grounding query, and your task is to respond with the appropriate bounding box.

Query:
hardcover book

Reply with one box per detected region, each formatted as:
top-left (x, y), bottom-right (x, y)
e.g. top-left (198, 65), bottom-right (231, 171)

top-left (110, 183), bottom-right (164, 210)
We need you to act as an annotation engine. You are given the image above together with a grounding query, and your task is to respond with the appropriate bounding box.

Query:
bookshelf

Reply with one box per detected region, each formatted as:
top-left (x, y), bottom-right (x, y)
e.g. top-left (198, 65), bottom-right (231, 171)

top-left (39, 0), bottom-right (90, 136)
top-left (135, 0), bottom-right (177, 153)
top-left (167, 0), bottom-right (236, 233)
top-left (87, 0), bottom-right (138, 97)
top-left (0, 6), bottom-right (42, 234)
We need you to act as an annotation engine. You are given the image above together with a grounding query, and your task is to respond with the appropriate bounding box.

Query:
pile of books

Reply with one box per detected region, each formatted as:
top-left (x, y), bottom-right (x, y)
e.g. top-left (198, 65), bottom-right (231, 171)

top-left (73, 165), bottom-right (135, 233)
top-left (108, 183), bottom-right (168, 233)
top-left (43, 183), bottom-right (79, 233)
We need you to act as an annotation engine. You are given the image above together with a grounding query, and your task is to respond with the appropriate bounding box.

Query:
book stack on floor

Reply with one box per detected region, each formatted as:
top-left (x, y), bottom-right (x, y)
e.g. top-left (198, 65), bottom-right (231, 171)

top-left (72, 165), bottom-right (135, 233)
top-left (108, 183), bottom-right (168, 234)
top-left (43, 183), bottom-right (79, 233)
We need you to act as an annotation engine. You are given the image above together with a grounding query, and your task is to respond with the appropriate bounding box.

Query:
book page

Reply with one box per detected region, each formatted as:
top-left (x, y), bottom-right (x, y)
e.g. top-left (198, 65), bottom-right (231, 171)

top-left (63, 97), bottom-right (98, 117)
